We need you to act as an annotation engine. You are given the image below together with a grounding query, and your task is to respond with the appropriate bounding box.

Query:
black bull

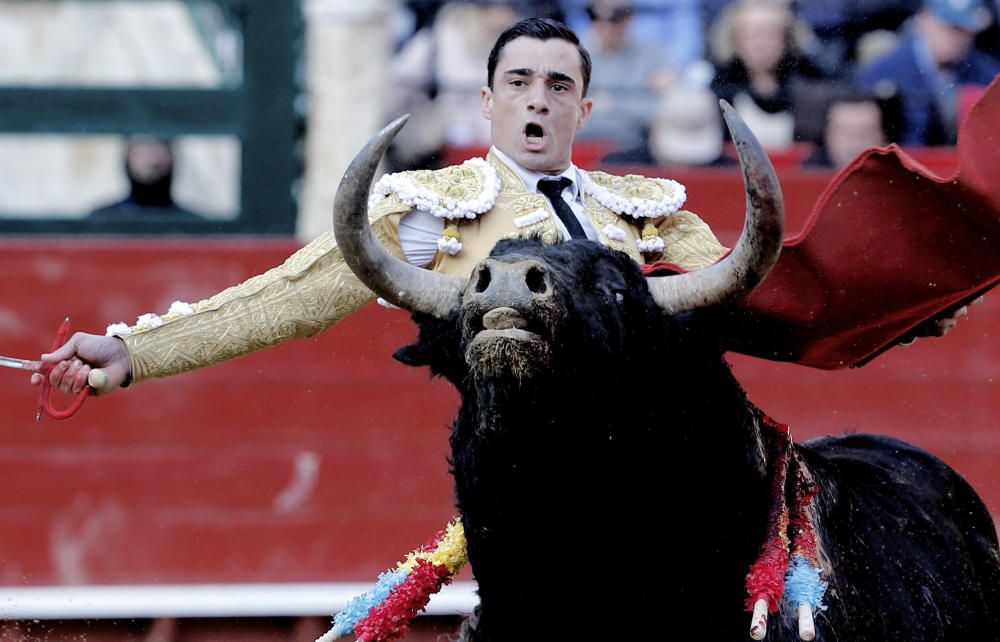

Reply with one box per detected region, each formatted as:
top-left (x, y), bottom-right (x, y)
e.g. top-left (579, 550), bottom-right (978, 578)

top-left (331, 112), bottom-right (1000, 641)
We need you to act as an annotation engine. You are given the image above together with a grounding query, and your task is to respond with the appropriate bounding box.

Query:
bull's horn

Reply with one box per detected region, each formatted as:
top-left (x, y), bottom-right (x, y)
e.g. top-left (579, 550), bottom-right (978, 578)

top-left (333, 115), bottom-right (464, 319)
top-left (646, 100), bottom-right (784, 315)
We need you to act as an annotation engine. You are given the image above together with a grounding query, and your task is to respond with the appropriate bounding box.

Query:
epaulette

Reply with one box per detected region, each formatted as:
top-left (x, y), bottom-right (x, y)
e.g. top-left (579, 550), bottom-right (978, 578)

top-left (580, 170), bottom-right (686, 220)
top-left (368, 157), bottom-right (500, 221)
top-left (366, 158), bottom-right (501, 256)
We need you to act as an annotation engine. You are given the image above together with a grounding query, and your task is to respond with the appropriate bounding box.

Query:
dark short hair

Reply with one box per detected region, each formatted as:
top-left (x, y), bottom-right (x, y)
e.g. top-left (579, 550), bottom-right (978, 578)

top-left (486, 18), bottom-right (593, 96)
top-left (821, 84), bottom-right (901, 141)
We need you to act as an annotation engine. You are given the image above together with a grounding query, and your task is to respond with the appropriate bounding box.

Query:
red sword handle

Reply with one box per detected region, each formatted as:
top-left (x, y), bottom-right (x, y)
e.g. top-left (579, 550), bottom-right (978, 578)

top-left (35, 318), bottom-right (90, 422)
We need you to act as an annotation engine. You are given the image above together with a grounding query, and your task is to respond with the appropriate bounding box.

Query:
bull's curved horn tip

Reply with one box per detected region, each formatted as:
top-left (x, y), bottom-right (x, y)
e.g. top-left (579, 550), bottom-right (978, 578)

top-left (383, 114), bottom-right (410, 136)
top-left (720, 101), bottom-right (754, 140)
top-left (343, 114), bottom-right (410, 177)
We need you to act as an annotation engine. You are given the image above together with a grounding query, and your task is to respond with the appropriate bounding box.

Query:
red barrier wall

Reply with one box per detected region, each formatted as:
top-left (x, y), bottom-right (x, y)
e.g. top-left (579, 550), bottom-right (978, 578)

top-left (0, 169), bottom-right (996, 587)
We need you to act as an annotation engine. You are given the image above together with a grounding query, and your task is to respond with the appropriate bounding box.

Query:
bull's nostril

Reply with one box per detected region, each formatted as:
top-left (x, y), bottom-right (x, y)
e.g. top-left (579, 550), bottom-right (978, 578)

top-left (476, 266), bottom-right (492, 293)
top-left (526, 266), bottom-right (547, 294)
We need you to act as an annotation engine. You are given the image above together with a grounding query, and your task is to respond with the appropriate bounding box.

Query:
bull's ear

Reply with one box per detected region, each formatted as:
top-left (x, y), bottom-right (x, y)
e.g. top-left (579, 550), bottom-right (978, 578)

top-left (393, 342), bottom-right (432, 367)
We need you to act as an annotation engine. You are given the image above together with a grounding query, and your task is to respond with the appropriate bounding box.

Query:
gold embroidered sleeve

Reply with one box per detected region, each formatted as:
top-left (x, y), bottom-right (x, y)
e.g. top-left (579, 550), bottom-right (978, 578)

top-left (122, 208), bottom-right (407, 384)
top-left (655, 209), bottom-right (728, 270)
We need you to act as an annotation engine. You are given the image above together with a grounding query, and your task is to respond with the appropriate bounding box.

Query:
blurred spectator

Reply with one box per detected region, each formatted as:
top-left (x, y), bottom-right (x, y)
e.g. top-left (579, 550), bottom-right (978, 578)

top-left (386, 0), bottom-right (523, 169)
top-left (858, 0), bottom-right (1000, 145)
top-left (855, 28), bottom-right (905, 66)
top-left (577, 0), bottom-right (676, 151)
top-left (405, 0), bottom-right (446, 36)
top-left (701, 0), bottom-right (732, 28)
top-left (804, 87), bottom-right (894, 168)
top-left (973, 0), bottom-right (1000, 55)
top-left (89, 137), bottom-right (202, 222)
top-left (602, 84), bottom-right (732, 165)
top-left (522, 0), bottom-right (566, 20)
top-left (709, 0), bottom-right (832, 151)
top-left (796, 0), bottom-right (920, 71)
top-left (563, 0), bottom-right (704, 72)
top-left (394, 0), bottom-right (561, 46)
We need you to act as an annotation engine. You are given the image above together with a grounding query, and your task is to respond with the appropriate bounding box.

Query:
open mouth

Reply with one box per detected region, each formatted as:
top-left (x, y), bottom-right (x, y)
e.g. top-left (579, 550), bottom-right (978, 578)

top-left (523, 122), bottom-right (546, 150)
top-left (473, 327), bottom-right (542, 343)
top-left (470, 307), bottom-right (544, 344)
top-left (465, 309), bottom-right (550, 379)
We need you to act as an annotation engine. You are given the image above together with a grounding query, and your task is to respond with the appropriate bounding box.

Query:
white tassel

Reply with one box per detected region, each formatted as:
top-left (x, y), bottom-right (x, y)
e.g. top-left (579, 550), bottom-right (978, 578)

top-left (601, 223), bottom-right (627, 242)
top-left (749, 598), bottom-right (768, 640)
top-left (437, 235), bottom-right (463, 255)
top-left (798, 603), bottom-right (816, 640)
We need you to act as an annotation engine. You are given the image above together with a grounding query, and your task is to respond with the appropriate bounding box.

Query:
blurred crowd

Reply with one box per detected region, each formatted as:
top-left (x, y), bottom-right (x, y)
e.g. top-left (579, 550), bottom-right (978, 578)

top-left (383, 0), bottom-right (1000, 170)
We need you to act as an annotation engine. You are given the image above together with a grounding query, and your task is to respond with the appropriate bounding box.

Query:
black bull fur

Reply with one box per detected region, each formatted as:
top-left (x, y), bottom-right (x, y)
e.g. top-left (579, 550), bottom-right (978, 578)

top-left (390, 237), bottom-right (1000, 641)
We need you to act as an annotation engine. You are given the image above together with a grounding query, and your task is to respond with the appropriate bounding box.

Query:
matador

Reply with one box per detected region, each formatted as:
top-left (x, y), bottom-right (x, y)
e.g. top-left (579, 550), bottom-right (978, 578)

top-left (35, 18), bottom-right (731, 392)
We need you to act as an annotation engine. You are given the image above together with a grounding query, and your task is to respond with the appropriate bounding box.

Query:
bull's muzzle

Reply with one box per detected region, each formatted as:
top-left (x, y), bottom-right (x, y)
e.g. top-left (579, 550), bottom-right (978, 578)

top-left (460, 258), bottom-right (555, 379)
top-left (464, 258), bottom-right (553, 313)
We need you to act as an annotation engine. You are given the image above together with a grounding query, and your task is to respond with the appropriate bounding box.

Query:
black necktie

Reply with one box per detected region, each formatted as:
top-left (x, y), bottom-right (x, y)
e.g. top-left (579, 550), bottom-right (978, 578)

top-left (537, 177), bottom-right (587, 240)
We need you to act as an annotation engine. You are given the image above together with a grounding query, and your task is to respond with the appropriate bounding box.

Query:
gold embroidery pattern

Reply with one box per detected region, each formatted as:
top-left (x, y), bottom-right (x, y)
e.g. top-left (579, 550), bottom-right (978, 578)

top-left (581, 195), bottom-right (628, 254)
top-left (587, 171), bottom-right (675, 202)
top-left (539, 228), bottom-right (561, 245)
top-left (510, 193), bottom-right (548, 218)
top-left (582, 195), bottom-right (620, 228)
top-left (488, 152), bottom-right (527, 193)
top-left (182, 199), bottom-right (405, 315)
top-left (656, 210), bottom-right (728, 270)
top-left (485, 154), bottom-right (562, 244)
top-left (122, 214), bottom-right (403, 384)
top-left (409, 164), bottom-right (486, 201)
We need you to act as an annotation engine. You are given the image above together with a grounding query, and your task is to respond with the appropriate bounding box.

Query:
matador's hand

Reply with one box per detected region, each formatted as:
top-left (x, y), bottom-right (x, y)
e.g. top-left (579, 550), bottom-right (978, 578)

top-left (901, 296), bottom-right (984, 344)
top-left (30, 333), bottom-right (131, 396)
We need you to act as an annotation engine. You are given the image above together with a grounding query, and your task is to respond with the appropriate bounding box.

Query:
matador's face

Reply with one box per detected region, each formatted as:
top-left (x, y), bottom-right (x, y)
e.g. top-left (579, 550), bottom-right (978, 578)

top-left (481, 37), bottom-right (593, 175)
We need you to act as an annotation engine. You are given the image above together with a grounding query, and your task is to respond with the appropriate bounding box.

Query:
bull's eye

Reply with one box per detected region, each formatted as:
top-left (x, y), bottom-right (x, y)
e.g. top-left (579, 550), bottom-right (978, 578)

top-left (615, 292), bottom-right (624, 303)
top-left (475, 266), bottom-right (492, 293)
top-left (526, 266), bottom-right (547, 294)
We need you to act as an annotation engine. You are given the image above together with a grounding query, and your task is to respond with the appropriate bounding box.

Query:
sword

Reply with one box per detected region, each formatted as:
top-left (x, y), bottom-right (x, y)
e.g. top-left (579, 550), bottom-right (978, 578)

top-left (0, 355), bottom-right (44, 373)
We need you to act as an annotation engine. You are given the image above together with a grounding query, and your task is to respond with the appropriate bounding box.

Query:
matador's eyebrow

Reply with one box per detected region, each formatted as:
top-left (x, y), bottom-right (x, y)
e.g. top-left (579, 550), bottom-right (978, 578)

top-left (547, 71), bottom-right (575, 86)
top-left (503, 68), bottom-right (577, 87)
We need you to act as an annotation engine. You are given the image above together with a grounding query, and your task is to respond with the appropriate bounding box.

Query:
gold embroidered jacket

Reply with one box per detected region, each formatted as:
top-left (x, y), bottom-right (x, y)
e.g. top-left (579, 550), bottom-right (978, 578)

top-left (122, 151), bottom-right (726, 384)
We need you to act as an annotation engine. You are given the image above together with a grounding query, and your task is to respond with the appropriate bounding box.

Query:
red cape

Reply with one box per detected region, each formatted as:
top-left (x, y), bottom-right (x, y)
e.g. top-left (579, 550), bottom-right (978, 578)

top-left (644, 76), bottom-right (1000, 370)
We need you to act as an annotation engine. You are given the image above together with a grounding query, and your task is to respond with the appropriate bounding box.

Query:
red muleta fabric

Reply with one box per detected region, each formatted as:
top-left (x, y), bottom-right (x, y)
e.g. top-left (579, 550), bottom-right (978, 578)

top-left (645, 76), bottom-right (1000, 369)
